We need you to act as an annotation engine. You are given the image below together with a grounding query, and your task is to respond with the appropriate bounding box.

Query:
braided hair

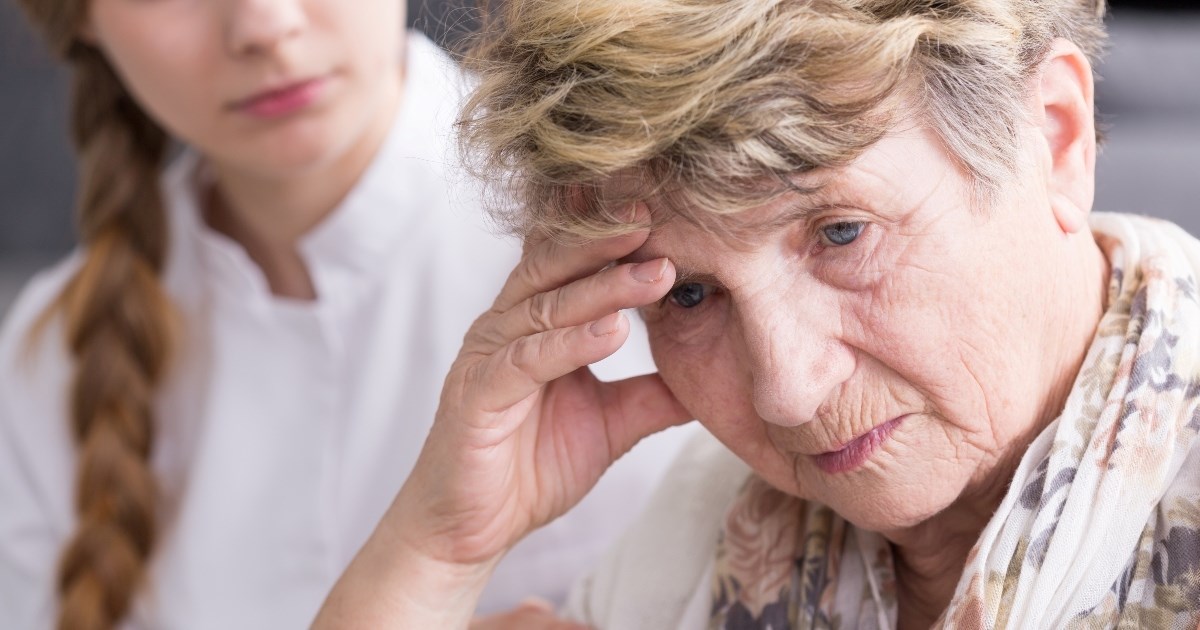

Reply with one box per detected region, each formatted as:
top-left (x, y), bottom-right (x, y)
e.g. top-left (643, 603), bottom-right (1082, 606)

top-left (15, 3), bottom-right (175, 628)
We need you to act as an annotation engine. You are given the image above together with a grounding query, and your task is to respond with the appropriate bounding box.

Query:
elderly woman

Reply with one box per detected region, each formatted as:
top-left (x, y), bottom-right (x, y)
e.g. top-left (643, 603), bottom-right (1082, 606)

top-left (315, 0), bottom-right (1200, 627)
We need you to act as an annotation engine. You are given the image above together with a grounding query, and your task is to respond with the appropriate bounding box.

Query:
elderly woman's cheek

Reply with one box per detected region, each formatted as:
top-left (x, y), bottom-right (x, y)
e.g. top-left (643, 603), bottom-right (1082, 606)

top-left (642, 309), bottom-right (727, 406)
top-left (638, 300), bottom-right (727, 349)
top-left (809, 224), bottom-right (890, 292)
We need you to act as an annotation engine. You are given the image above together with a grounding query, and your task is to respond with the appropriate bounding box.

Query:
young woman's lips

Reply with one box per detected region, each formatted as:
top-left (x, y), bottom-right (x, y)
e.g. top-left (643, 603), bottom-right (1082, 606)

top-left (812, 415), bottom-right (906, 474)
top-left (233, 76), bottom-right (328, 119)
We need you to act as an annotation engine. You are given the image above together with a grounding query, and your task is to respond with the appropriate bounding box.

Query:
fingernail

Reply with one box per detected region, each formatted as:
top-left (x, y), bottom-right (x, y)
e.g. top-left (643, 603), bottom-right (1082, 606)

top-left (588, 312), bottom-right (622, 336)
top-left (630, 258), bottom-right (667, 283)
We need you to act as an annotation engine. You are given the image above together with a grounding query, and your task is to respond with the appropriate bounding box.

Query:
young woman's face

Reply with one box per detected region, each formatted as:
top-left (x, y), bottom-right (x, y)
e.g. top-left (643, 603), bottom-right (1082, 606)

top-left (87, 0), bottom-right (406, 177)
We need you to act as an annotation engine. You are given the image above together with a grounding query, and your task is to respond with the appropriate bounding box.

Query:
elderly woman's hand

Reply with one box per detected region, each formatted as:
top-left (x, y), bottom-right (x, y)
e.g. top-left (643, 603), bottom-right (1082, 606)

top-left (470, 599), bottom-right (591, 630)
top-left (395, 221), bottom-right (689, 567)
top-left (315, 211), bottom-right (691, 628)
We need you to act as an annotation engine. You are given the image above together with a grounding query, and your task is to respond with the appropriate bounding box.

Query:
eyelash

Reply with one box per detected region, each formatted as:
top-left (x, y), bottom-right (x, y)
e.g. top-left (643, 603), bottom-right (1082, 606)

top-left (658, 219), bottom-right (871, 314)
top-left (817, 220), bottom-right (867, 248)
top-left (658, 281), bottom-right (722, 319)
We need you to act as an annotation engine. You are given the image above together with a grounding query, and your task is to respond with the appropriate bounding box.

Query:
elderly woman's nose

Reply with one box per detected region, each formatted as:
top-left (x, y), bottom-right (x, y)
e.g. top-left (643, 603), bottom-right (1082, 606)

top-left (743, 308), bottom-right (853, 428)
top-left (224, 0), bottom-right (308, 56)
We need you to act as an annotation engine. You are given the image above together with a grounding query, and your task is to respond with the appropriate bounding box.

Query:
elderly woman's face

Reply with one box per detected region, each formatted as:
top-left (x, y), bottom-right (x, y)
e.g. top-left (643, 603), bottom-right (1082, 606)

top-left (632, 125), bottom-right (1074, 532)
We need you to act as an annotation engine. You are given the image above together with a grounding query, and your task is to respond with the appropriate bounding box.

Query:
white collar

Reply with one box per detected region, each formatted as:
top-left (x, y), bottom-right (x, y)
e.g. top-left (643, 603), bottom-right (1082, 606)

top-left (161, 32), bottom-right (467, 303)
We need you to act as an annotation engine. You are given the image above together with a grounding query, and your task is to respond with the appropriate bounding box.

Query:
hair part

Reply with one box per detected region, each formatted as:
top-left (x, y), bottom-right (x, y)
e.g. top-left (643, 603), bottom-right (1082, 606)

top-left (459, 0), bottom-right (1107, 242)
top-left (15, 2), bottom-right (175, 628)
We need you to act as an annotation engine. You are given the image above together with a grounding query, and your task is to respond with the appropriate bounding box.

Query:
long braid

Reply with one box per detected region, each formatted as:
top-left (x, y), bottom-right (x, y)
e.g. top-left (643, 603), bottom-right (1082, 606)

top-left (13, 2), bottom-right (176, 627)
top-left (56, 45), bottom-right (173, 630)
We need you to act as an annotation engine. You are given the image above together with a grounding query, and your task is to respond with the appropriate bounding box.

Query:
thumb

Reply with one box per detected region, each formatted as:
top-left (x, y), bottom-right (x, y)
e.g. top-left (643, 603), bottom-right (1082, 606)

top-left (600, 372), bottom-right (693, 459)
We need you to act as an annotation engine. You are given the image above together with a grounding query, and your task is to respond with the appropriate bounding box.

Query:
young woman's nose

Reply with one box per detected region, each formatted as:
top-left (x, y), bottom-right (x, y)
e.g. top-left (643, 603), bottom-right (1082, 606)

top-left (740, 297), bottom-right (853, 428)
top-left (225, 0), bottom-right (308, 57)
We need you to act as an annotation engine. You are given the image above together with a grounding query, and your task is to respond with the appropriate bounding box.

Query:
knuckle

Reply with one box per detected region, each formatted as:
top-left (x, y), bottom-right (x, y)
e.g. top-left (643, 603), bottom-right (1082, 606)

top-left (527, 292), bottom-right (557, 332)
top-left (544, 331), bottom-right (574, 367)
top-left (460, 362), bottom-right (484, 395)
top-left (520, 254), bottom-right (552, 291)
top-left (440, 368), bottom-right (473, 410)
top-left (506, 336), bottom-right (540, 375)
top-left (474, 308), bottom-right (501, 328)
top-left (467, 325), bottom-right (507, 353)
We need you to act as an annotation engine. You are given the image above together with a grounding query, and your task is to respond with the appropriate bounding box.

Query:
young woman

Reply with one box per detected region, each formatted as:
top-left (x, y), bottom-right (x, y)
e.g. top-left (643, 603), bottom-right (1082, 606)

top-left (0, 1), bottom-right (692, 628)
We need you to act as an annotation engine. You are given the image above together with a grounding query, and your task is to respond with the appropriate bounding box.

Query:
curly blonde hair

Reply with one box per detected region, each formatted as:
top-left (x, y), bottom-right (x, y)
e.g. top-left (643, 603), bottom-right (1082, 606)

top-left (460, 0), bottom-right (1106, 241)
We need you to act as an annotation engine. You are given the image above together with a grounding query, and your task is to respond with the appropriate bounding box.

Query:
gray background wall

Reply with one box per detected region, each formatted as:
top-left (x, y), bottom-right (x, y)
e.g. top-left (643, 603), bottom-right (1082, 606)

top-left (1, 2), bottom-right (1198, 316)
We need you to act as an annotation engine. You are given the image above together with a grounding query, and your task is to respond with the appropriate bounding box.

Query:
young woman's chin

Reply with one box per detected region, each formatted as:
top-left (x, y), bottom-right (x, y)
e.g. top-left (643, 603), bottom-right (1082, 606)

top-left (209, 101), bottom-right (379, 178)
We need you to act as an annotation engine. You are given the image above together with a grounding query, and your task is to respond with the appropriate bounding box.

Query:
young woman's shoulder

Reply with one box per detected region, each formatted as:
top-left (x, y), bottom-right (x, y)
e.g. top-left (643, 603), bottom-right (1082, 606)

top-left (0, 251), bottom-right (83, 376)
top-left (0, 249), bottom-right (82, 369)
top-left (0, 250), bottom-right (82, 458)
top-left (0, 252), bottom-right (81, 629)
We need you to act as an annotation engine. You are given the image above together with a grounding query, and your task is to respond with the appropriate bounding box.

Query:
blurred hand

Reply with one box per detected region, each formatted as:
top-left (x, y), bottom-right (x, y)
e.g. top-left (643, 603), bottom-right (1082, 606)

top-left (394, 207), bottom-right (691, 567)
top-left (470, 599), bottom-right (591, 630)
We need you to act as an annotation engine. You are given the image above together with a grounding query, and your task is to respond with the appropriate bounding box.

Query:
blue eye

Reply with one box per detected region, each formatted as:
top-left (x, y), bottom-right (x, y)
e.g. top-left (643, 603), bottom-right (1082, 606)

top-left (669, 283), bottom-right (708, 308)
top-left (821, 222), bottom-right (865, 246)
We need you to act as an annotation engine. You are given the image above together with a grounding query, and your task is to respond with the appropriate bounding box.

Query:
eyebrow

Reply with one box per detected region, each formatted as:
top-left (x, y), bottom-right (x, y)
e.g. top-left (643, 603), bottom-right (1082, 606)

top-left (741, 200), bottom-right (852, 238)
top-left (669, 268), bottom-right (724, 289)
top-left (656, 198), bottom-right (854, 255)
top-left (617, 195), bottom-right (857, 281)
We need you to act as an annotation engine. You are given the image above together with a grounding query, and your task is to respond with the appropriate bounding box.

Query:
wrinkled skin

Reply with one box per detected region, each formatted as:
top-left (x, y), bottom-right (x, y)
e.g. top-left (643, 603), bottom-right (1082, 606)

top-left (315, 40), bottom-right (1109, 630)
top-left (635, 123), bottom-right (1085, 533)
top-left (626, 41), bottom-right (1108, 626)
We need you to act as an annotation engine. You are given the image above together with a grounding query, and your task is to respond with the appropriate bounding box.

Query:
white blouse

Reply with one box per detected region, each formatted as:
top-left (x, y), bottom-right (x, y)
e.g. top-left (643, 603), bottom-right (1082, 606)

top-left (563, 430), bottom-right (750, 630)
top-left (0, 33), bottom-right (695, 629)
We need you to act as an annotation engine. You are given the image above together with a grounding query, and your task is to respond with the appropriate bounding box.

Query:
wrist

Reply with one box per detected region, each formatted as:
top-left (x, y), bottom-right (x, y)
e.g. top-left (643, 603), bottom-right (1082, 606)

top-left (314, 509), bottom-right (501, 629)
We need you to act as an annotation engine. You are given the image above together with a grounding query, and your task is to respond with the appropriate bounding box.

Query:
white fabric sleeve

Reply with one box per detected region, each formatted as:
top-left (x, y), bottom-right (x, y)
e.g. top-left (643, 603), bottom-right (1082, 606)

top-left (561, 429), bottom-right (751, 630)
top-left (0, 397), bottom-right (59, 629)
top-left (0, 260), bottom-right (81, 630)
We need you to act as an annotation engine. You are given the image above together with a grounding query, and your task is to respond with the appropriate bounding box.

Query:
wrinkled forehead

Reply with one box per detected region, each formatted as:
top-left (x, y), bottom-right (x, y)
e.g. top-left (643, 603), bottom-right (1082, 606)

top-left (613, 190), bottom-right (827, 272)
top-left (598, 168), bottom-right (838, 249)
top-left (612, 124), bottom-right (957, 246)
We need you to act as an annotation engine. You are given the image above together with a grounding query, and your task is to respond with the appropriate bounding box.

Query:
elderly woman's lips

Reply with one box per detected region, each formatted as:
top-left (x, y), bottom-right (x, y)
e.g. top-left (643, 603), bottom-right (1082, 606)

top-left (813, 416), bottom-right (906, 474)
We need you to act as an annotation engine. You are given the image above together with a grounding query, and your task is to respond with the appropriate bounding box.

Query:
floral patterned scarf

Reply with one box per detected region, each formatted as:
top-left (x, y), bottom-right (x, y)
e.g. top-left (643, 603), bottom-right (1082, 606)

top-left (709, 214), bottom-right (1200, 629)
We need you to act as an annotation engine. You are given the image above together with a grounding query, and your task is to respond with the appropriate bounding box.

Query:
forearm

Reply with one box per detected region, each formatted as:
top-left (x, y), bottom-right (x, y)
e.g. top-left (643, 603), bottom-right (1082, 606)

top-left (312, 512), bottom-right (499, 629)
top-left (313, 217), bottom-right (682, 628)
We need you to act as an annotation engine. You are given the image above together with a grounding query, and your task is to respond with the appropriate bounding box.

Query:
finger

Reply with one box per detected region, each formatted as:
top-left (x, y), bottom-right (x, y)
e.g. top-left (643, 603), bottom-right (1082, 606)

top-left (597, 373), bottom-right (694, 460)
top-left (493, 206), bottom-right (651, 313)
top-left (495, 232), bottom-right (647, 313)
top-left (483, 258), bottom-right (673, 351)
top-left (472, 313), bottom-right (630, 413)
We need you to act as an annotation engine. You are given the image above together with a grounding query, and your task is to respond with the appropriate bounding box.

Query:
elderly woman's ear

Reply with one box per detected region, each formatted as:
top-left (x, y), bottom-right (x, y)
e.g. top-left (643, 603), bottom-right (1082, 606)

top-left (1033, 38), bottom-right (1098, 235)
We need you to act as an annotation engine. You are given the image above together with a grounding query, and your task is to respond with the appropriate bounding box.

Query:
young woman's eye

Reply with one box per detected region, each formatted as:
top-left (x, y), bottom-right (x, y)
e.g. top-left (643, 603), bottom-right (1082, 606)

top-left (820, 221), bottom-right (865, 246)
top-left (668, 282), bottom-right (708, 309)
